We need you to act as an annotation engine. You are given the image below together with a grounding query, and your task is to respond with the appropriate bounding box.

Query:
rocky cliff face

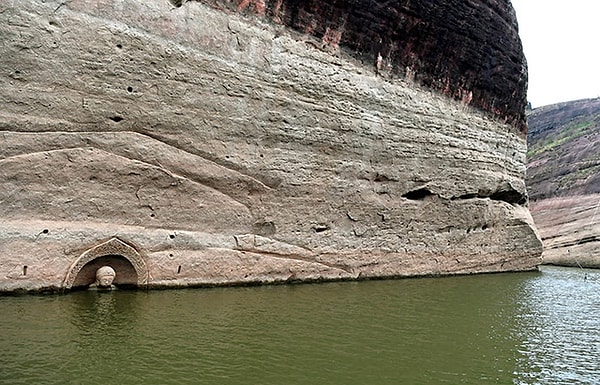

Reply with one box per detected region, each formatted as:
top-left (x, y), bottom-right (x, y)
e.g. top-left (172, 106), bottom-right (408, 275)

top-left (0, 0), bottom-right (541, 292)
top-left (527, 98), bottom-right (600, 267)
top-left (199, 0), bottom-right (529, 132)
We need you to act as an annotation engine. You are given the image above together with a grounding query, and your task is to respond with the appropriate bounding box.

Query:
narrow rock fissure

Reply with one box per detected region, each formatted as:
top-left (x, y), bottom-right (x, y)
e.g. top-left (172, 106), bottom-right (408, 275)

top-left (404, 187), bottom-right (526, 205)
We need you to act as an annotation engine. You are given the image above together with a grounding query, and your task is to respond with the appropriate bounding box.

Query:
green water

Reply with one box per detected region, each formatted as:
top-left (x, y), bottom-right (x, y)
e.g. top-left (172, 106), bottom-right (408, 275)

top-left (1, 266), bottom-right (599, 384)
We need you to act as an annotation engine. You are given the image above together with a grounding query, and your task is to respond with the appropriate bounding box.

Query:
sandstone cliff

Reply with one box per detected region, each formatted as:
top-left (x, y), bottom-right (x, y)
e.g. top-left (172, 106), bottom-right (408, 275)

top-left (0, 0), bottom-right (541, 292)
top-left (527, 98), bottom-right (600, 267)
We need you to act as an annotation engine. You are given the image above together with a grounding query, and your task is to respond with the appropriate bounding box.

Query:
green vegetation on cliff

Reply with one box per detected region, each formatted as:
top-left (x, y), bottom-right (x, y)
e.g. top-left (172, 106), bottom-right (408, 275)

top-left (526, 98), bottom-right (600, 201)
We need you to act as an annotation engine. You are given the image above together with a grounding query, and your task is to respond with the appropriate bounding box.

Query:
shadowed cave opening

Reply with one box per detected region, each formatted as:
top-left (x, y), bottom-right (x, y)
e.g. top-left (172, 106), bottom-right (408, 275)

top-left (489, 189), bottom-right (527, 205)
top-left (402, 188), bottom-right (434, 201)
top-left (71, 255), bottom-right (138, 290)
top-left (403, 186), bottom-right (527, 205)
top-left (169, 0), bottom-right (184, 7)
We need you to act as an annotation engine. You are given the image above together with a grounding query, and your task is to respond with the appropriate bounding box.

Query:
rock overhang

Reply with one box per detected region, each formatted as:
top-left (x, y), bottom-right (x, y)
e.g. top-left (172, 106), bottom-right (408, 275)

top-left (182, 0), bottom-right (529, 133)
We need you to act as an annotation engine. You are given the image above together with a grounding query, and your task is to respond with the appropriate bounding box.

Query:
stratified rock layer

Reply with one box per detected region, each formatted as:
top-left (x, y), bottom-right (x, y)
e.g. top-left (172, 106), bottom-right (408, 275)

top-left (530, 195), bottom-right (600, 268)
top-left (200, 0), bottom-right (529, 131)
top-left (527, 98), bottom-right (600, 267)
top-left (527, 98), bottom-right (600, 201)
top-left (0, 0), bottom-right (541, 292)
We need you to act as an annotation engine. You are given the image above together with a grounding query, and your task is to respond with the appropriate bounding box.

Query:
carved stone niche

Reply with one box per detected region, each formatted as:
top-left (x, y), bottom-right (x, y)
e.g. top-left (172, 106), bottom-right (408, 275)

top-left (63, 238), bottom-right (149, 290)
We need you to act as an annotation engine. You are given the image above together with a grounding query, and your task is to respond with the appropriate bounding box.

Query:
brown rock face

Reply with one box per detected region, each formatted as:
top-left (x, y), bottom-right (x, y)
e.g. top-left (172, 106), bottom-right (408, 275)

top-left (527, 98), bottom-right (600, 201)
top-left (526, 98), bottom-right (600, 267)
top-left (0, 0), bottom-right (540, 292)
top-left (202, 0), bottom-right (529, 132)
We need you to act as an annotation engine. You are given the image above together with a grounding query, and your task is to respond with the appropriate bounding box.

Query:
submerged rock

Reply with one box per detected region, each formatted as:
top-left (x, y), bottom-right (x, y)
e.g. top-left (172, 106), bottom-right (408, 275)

top-left (0, 0), bottom-right (541, 292)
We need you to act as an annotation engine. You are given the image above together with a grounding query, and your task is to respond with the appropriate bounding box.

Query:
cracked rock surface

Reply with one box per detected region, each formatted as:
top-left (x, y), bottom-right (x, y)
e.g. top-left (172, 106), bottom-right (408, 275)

top-left (0, 0), bottom-right (541, 292)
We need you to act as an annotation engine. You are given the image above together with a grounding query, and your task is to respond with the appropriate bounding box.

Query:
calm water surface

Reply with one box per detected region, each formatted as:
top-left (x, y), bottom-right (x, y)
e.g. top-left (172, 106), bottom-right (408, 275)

top-left (1, 266), bottom-right (599, 384)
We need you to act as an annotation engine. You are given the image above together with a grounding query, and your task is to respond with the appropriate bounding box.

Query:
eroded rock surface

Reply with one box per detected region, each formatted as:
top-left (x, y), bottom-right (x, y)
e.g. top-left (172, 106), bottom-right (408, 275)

top-left (0, 0), bottom-right (541, 292)
top-left (527, 98), bottom-right (600, 267)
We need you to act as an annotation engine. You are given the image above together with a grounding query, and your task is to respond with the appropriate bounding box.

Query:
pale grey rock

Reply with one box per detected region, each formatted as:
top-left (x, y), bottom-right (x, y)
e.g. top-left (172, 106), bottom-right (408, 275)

top-left (531, 195), bottom-right (600, 268)
top-left (0, 0), bottom-right (542, 292)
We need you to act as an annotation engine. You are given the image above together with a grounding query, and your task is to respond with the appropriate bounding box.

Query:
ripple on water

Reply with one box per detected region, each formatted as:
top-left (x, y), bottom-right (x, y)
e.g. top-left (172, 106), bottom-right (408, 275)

top-left (1, 266), bottom-right (599, 384)
top-left (514, 266), bottom-right (600, 384)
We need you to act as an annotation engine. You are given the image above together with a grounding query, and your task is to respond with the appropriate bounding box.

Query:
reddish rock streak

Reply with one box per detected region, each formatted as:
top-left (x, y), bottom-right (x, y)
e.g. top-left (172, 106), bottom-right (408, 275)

top-left (221, 0), bottom-right (527, 132)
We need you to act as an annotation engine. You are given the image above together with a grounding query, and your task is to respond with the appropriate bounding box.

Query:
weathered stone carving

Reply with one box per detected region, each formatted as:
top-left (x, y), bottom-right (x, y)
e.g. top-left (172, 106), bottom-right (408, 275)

top-left (0, 0), bottom-right (541, 292)
top-left (63, 238), bottom-right (149, 290)
top-left (90, 266), bottom-right (117, 289)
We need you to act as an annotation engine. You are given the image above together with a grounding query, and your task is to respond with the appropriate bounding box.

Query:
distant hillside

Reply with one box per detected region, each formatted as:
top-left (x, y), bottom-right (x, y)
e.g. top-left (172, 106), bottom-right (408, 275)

top-left (527, 98), bottom-right (600, 201)
top-left (527, 98), bottom-right (600, 267)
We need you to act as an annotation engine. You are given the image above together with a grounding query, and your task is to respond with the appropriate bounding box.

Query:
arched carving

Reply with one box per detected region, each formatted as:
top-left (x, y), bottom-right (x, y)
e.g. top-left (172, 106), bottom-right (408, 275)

top-left (63, 238), bottom-right (149, 290)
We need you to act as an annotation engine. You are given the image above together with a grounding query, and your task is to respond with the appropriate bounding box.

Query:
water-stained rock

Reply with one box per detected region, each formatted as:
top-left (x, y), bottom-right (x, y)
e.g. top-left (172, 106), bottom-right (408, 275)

top-left (527, 98), bottom-right (600, 268)
top-left (0, 0), bottom-right (541, 292)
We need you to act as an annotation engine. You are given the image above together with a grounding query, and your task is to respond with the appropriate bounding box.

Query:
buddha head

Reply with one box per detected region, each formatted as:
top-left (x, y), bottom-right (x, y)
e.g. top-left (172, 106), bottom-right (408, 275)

top-left (95, 266), bottom-right (116, 288)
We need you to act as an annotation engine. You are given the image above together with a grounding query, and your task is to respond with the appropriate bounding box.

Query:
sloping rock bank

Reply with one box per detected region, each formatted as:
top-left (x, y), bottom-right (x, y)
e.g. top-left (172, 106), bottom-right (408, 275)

top-left (0, 0), bottom-right (541, 292)
top-left (531, 195), bottom-right (600, 268)
top-left (527, 98), bottom-right (600, 267)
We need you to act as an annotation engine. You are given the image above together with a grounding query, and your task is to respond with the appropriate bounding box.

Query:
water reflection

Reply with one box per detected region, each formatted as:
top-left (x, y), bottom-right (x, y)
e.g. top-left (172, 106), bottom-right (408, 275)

top-left (514, 267), bottom-right (600, 384)
top-left (0, 267), bottom-right (598, 384)
top-left (69, 290), bottom-right (140, 332)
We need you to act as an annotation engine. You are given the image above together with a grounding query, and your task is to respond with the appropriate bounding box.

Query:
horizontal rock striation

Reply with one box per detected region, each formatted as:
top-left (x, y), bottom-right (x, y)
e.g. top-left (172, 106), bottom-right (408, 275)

top-left (527, 98), bottom-right (600, 201)
top-left (202, 0), bottom-right (529, 132)
top-left (527, 98), bottom-right (600, 267)
top-left (530, 195), bottom-right (600, 268)
top-left (0, 0), bottom-right (541, 292)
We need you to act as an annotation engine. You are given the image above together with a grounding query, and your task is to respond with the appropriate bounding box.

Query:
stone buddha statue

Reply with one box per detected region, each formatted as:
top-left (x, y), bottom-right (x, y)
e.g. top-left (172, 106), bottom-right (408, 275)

top-left (89, 266), bottom-right (116, 290)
